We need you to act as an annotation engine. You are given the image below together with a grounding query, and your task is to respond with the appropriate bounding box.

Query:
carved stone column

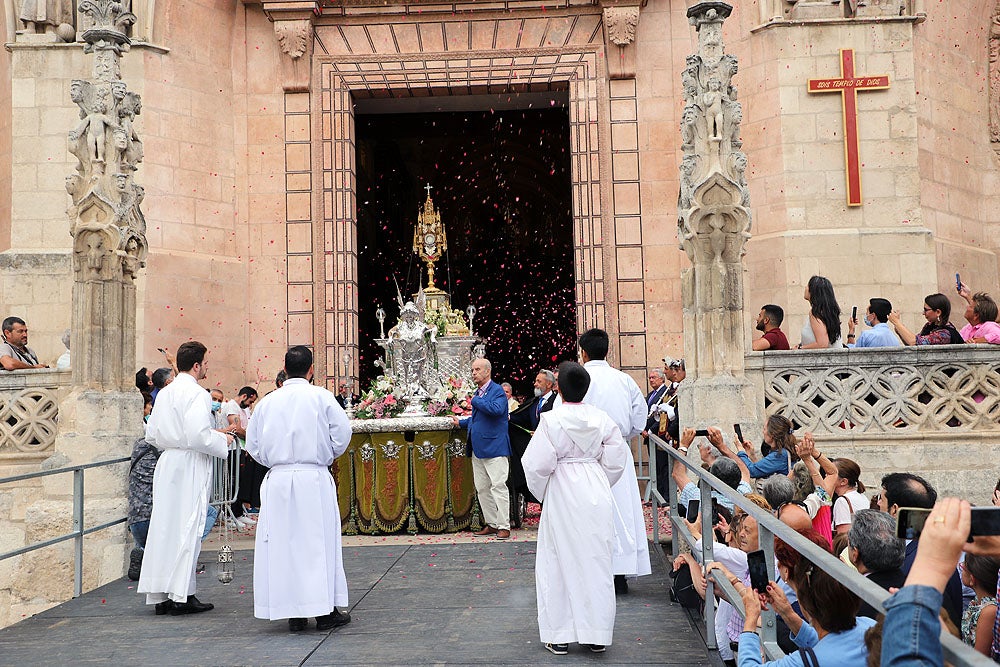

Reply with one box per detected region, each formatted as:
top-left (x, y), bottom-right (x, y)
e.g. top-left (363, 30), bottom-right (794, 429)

top-left (601, 2), bottom-right (641, 80)
top-left (261, 1), bottom-right (318, 93)
top-left (677, 2), bottom-right (760, 435)
top-left (66, 0), bottom-right (147, 393)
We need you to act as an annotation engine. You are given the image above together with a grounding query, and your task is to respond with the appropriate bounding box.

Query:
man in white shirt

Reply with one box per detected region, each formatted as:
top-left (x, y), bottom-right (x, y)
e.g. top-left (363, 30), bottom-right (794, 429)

top-left (138, 341), bottom-right (233, 616)
top-left (246, 345), bottom-right (353, 632)
top-left (577, 328), bottom-right (651, 594)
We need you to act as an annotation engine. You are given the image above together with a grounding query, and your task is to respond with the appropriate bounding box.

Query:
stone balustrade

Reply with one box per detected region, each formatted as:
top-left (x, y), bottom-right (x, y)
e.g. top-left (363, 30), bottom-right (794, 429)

top-left (745, 345), bottom-right (1000, 502)
top-left (0, 370), bottom-right (71, 463)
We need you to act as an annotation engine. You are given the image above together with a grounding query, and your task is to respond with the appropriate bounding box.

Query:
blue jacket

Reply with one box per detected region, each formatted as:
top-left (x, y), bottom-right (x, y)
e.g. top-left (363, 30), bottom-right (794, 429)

top-left (458, 380), bottom-right (511, 459)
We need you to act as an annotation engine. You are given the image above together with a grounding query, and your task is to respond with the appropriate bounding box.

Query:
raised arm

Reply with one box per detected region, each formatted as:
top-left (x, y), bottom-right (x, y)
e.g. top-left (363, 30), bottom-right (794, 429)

top-left (888, 311), bottom-right (917, 346)
top-left (708, 427), bottom-right (750, 484)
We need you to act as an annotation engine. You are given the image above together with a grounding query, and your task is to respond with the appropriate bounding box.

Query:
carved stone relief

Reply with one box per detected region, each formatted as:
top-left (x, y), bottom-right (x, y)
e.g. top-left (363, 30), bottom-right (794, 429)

top-left (273, 18), bottom-right (315, 93)
top-left (601, 3), bottom-right (641, 80)
top-left (66, 0), bottom-right (147, 390)
top-left (991, 3), bottom-right (1000, 158)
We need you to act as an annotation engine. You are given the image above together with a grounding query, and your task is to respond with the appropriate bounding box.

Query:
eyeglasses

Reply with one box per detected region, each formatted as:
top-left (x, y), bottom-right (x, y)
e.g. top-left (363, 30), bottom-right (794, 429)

top-left (922, 306), bottom-right (934, 312)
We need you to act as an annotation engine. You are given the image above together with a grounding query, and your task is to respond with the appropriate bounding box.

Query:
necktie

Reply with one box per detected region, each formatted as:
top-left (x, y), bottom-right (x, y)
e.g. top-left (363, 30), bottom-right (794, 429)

top-left (536, 399), bottom-right (544, 416)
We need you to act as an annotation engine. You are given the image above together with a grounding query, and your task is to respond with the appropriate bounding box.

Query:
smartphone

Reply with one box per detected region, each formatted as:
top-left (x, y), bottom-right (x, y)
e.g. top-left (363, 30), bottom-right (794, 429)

top-left (970, 507), bottom-right (1000, 536)
top-left (956, 273), bottom-right (962, 292)
top-left (157, 347), bottom-right (166, 354)
top-left (747, 550), bottom-right (769, 594)
top-left (677, 503), bottom-right (686, 518)
top-left (898, 507), bottom-right (1000, 540)
top-left (851, 306), bottom-right (858, 323)
top-left (686, 499), bottom-right (700, 523)
top-left (734, 423), bottom-right (744, 443)
top-left (896, 508), bottom-right (930, 540)
top-left (694, 428), bottom-right (710, 437)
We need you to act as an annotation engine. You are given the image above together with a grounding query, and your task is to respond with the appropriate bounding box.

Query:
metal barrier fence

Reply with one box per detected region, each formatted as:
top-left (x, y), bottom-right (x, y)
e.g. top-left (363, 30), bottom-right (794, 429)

top-left (647, 432), bottom-right (995, 666)
top-left (0, 457), bottom-right (130, 598)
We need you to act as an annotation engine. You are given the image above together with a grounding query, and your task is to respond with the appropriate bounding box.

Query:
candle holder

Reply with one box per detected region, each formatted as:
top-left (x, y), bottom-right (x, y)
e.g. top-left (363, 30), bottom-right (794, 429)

top-left (466, 304), bottom-right (477, 337)
top-left (342, 351), bottom-right (354, 418)
top-left (376, 306), bottom-right (386, 339)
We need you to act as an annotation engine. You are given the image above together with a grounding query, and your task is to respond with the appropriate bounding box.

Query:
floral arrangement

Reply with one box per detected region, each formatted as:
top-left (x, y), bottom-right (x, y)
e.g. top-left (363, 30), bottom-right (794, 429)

top-left (426, 375), bottom-right (474, 417)
top-left (354, 375), bottom-right (406, 420)
top-left (424, 307), bottom-right (449, 336)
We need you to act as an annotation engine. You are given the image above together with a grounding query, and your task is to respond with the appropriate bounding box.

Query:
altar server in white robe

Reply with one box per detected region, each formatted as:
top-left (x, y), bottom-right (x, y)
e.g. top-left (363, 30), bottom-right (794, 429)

top-left (577, 328), bottom-right (652, 592)
top-left (523, 361), bottom-right (629, 655)
top-left (138, 341), bottom-right (232, 616)
top-left (245, 345), bottom-right (353, 633)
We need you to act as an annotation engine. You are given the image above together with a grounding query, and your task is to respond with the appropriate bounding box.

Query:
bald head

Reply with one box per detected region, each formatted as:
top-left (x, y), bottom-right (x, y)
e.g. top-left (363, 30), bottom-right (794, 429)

top-left (778, 503), bottom-right (812, 533)
top-left (471, 358), bottom-right (492, 388)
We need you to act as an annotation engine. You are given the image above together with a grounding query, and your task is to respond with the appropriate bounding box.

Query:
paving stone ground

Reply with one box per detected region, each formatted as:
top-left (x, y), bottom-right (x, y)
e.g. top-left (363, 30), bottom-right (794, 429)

top-left (0, 541), bottom-right (718, 667)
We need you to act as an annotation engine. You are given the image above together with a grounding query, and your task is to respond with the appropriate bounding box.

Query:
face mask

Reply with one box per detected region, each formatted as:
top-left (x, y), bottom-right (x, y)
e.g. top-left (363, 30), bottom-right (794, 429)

top-left (211, 401), bottom-right (222, 412)
top-left (143, 414), bottom-right (150, 423)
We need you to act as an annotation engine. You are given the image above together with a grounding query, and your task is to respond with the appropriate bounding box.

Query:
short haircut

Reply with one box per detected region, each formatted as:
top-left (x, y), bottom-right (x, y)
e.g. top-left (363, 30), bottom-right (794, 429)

top-left (537, 369), bottom-right (555, 386)
top-left (237, 386), bottom-right (257, 399)
top-left (284, 345), bottom-right (312, 378)
top-left (924, 293), bottom-right (951, 323)
top-left (275, 369), bottom-right (287, 388)
top-left (176, 341), bottom-right (207, 372)
top-left (973, 292), bottom-right (999, 324)
top-left (151, 367), bottom-right (173, 388)
top-left (501, 382), bottom-right (512, 391)
top-left (761, 304), bottom-right (784, 327)
top-left (710, 457), bottom-right (741, 490)
top-left (578, 328), bottom-right (609, 361)
top-left (135, 368), bottom-right (151, 391)
top-left (557, 361), bottom-right (591, 402)
top-left (869, 298), bottom-right (892, 323)
top-left (881, 472), bottom-right (937, 510)
top-left (649, 368), bottom-right (665, 380)
top-left (1, 316), bottom-right (25, 333)
top-left (762, 474), bottom-right (795, 511)
top-left (848, 510), bottom-right (905, 572)
top-left (474, 358), bottom-right (492, 373)
top-left (210, 389), bottom-right (224, 400)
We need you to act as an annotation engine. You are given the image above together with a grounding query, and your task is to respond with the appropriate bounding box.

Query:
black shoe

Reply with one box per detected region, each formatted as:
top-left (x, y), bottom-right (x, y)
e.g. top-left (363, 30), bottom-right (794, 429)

top-left (544, 643), bottom-right (569, 655)
top-left (316, 609), bottom-right (351, 631)
top-left (586, 644), bottom-right (606, 653)
top-left (154, 600), bottom-right (174, 615)
top-left (288, 617), bottom-right (308, 632)
top-left (196, 562), bottom-right (206, 574)
top-left (127, 547), bottom-right (143, 581)
top-left (614, 574), bottom-right (629, 594)
top-left (169, 595), bottom-right (214, 615)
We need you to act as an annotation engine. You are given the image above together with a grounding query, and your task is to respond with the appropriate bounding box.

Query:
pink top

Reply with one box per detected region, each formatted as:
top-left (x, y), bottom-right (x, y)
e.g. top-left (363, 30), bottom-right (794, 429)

top-left (960, 320), bottom-right (1000, 344)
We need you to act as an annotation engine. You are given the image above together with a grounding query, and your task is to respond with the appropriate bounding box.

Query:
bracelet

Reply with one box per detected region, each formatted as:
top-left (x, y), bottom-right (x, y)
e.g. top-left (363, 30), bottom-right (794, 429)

top-left (679, 447), bottom-right (689, 454)
top-left (847, 334), bottom-right (856, 339)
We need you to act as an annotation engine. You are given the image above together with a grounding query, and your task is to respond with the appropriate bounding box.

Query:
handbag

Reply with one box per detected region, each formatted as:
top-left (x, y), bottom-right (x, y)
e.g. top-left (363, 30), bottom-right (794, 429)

top-left (798, 647), bottom-right (820, 667)
top-left (669, 562), bottom-right (702, 610)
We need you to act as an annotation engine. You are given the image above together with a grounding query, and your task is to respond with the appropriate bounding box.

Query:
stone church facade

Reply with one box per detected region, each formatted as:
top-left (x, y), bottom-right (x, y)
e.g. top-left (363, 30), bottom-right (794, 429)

top-left (0, 0), bottom-right (997, 390)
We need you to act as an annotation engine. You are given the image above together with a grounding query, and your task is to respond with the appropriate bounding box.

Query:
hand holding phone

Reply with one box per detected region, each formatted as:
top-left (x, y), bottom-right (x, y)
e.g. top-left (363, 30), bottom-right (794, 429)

top-left (694, 428), bottom-right (710, 437)
top-left (747, 550), bottom-right (769, 594)
top-left (851, 306), bottom-right (858, 324)
top-left (956, 273), bottom-right (962, 293)
top-left (686, 499), bottom-right (700, 523)
top-left (734, 423), bottom-right (744, 443)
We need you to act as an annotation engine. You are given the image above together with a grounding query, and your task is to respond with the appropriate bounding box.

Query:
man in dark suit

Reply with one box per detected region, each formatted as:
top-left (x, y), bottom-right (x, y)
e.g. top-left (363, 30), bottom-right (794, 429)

top-left (452, 358), bottom-right (512, 540)
top-left (848, 509), bottom-right (908, 619)
top-left (334, 380), bottom-right (357, 409)
top-left (878, 472), bottom-right (964, 628)
top-left (508, 369), bottom-right (557, 511)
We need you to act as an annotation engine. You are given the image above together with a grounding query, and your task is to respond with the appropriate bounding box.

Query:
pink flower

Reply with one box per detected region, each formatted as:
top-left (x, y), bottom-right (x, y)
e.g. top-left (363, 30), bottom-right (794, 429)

top-left (452, 405), bottom-right (463, 414)
top-left (384, 395), bottom-right (396, 405)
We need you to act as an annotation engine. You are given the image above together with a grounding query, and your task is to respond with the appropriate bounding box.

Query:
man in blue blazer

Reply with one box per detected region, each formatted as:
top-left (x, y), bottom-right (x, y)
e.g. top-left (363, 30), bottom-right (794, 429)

top-left (451, 358), bottom-right (512, 539)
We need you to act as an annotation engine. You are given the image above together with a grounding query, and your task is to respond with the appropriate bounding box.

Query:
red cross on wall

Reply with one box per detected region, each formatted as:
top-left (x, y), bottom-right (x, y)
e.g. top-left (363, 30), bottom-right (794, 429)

top-left (807, 49), bottom-right (890, 207)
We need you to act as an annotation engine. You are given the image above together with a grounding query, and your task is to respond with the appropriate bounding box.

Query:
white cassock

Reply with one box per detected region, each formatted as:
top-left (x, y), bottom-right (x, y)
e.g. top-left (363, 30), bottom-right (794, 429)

top-left (245, 377), bottom-right (352, 620)
top-left (581, 360), bottom-right (652, 578)
top-left (522, 403), bottom-right (628, 646)
top-left (138, 373), bottom-right (228, 605)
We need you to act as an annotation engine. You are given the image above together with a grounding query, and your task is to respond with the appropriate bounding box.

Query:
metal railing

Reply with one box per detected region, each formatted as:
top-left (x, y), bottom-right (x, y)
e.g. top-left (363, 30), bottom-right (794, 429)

top-left (0, 457), bottom-right (129, 598)
top-left (647, 432), bottom-right (995, 666)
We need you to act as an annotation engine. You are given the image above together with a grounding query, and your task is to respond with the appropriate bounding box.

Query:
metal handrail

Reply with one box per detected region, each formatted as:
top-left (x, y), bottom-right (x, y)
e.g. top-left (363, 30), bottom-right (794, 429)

top-left (647, 432), bottom-right (995, 666)
top-left (0, 457), bottom-right (130, 598)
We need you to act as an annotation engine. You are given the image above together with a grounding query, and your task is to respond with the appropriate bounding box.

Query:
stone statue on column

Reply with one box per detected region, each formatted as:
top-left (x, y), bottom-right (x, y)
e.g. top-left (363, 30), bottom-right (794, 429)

top-left (65, 0), bottom-right (146, 392)
top-left (677, 2), bottom-right (760, 435)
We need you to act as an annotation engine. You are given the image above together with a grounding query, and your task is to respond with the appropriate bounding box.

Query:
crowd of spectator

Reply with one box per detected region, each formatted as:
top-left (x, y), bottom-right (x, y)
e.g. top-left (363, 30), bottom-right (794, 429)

top-left (664, 426), bottom-right (1000, 666)
top-left (751, 275), bottom-right (1000, 351)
